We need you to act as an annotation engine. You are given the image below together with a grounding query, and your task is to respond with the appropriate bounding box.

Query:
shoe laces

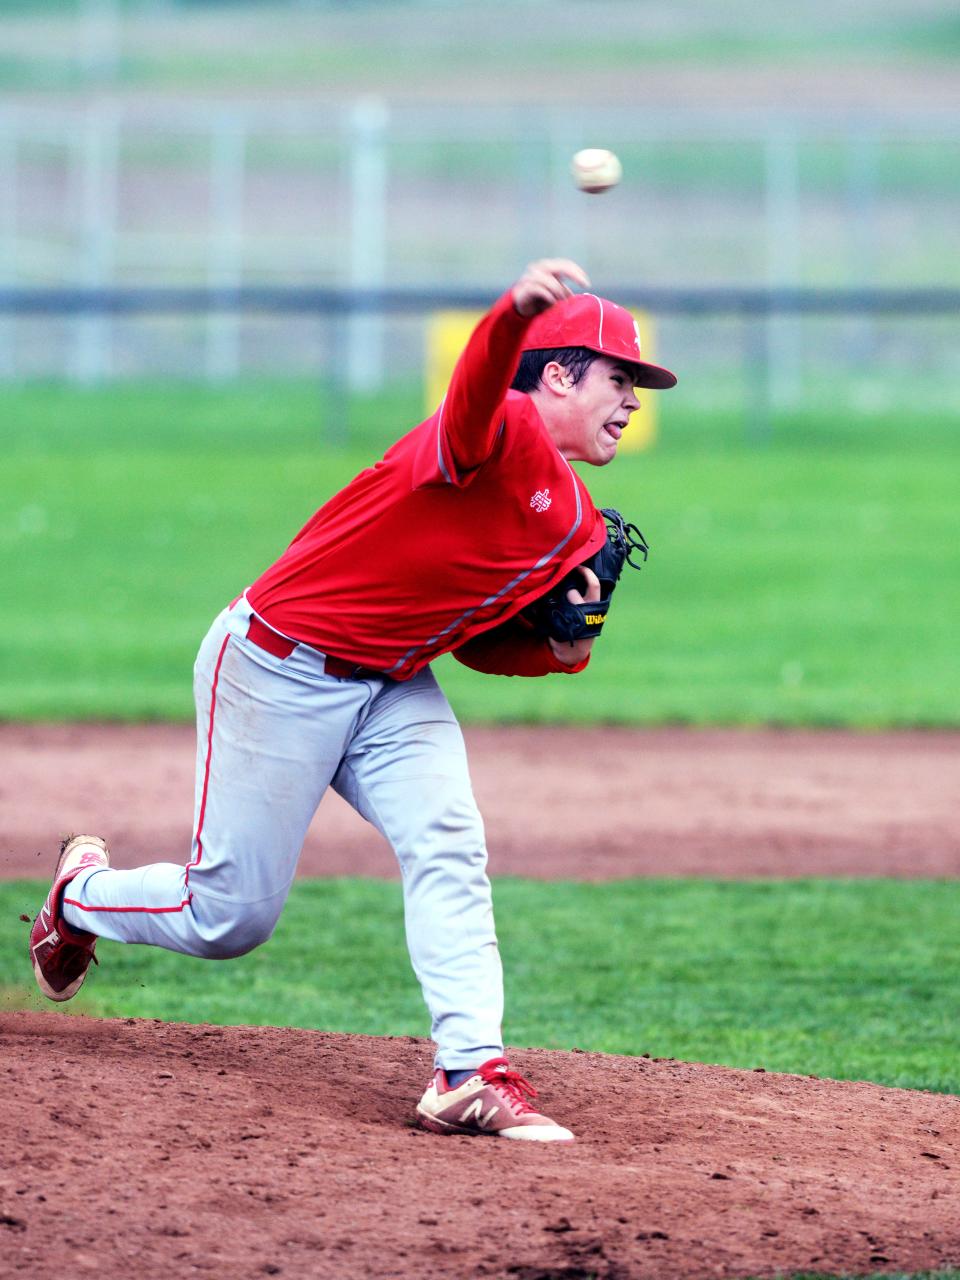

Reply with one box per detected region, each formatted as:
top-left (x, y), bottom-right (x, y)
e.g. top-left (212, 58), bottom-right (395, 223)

top-left (478, 1058), bottom-right (538, 1114)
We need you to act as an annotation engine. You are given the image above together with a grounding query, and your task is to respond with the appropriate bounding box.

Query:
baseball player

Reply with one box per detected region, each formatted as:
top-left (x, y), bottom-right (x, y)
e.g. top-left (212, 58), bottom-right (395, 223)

top-left (30, 259), bottom-right (676, 1143)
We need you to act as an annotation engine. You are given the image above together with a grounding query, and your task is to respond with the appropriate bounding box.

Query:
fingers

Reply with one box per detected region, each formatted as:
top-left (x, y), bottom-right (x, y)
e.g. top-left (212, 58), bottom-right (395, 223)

top-left (549, 634), bottom-right (594, 666)
top-left (512, 258), bottom-right (592, 317)
top-left (533, 259), bottom-right (591, 290)
top-left (565, 565), bottom-right (601, 605)
top-left (552, 565), bottom-right (602, 666)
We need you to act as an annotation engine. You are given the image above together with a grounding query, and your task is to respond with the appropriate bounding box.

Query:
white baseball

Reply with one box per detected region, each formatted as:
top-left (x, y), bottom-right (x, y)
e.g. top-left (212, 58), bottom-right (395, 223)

top-left (571, 148), bottom-right (622, 194)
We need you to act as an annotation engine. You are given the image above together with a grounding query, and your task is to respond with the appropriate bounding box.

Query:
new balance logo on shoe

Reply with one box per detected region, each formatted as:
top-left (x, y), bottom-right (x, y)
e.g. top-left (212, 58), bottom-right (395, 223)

top-left (459, 1098), bottom-right (500, 1128)
top-left (32, 927), bottom-right (59, 957)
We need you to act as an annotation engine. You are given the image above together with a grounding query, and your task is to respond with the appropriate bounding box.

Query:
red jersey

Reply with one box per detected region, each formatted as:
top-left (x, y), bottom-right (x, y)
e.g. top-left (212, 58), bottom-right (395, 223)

top-left (247, 289), bottom-right (608, 681)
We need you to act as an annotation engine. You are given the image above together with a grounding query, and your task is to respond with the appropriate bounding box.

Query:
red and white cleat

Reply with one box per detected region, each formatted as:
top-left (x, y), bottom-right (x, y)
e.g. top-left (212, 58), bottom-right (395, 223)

top-left (416, 1057), bottom-right (574, 1142)
top-left (30, 836), bottom-right (109, 1002)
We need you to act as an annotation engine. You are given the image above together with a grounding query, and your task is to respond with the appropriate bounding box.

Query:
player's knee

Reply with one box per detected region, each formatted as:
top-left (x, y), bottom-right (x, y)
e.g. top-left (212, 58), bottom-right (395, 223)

top-left (187, 897), bottom-right (280, 959)
top-left (397, 805), bottom-right (487, 868)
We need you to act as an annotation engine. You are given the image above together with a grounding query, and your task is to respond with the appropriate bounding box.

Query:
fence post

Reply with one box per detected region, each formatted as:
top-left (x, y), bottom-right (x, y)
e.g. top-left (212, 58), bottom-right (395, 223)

top-left (346, 97), bottom-right (388, 393)
top-left (79, 0), bottom-right (120, 83)
top-left (846, 130), bottom-right (879, 364)
top-left (71, 98), bottom-right (119, 384)
top-left (0, 109), bottom-right (18, 379)
top-left (764, 126), bottom-right (802, 409)
top-left (206, 110), bottom-right (247, 382)
top-left (742, 303), bottom-right (772, 444)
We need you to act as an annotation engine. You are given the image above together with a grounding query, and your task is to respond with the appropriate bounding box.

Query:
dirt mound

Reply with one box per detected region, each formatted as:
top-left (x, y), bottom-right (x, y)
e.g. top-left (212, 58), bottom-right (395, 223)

top-left (2, 1011), bottom-right (959, 1280)
top-left (3, 724), bottom-right (959, 881)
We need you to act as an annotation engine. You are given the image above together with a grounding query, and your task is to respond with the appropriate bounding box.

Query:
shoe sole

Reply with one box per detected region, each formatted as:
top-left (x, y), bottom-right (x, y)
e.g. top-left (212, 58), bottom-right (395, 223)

top-left (56, 835), bottom-right (110, 880)
top-left (32, 960), bottom-right (85, 1003)
top-left (31, 836), bottom-right (110, 1002)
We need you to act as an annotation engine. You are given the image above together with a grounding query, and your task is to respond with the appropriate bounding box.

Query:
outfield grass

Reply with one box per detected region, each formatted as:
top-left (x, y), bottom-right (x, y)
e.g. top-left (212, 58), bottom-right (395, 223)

top-left (743, 1274), bottom-right (960, 1280)
top-left (3, 382), bottom-right (958, 726)
top-left (4, 0), bottom-right (959, 96)
top-left (6, 878), bottom-right (960, 1095)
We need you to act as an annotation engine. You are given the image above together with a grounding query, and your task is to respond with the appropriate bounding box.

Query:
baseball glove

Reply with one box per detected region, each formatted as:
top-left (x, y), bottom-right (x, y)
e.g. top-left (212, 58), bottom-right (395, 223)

top-left (524, 508), bottom-right (649, 644)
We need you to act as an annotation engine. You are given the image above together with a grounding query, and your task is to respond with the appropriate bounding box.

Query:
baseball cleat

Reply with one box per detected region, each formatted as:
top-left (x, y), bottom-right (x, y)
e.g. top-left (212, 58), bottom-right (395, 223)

top-left (416, 1057), bottom-right (574, 1142)
top-left (30, 835), bottom-right (109, 1002)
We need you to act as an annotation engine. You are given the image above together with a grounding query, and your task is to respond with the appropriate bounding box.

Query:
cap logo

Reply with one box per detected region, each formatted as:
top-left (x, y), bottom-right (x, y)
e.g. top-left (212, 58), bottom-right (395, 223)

top-left (633, 319), bottom-right (642, 355)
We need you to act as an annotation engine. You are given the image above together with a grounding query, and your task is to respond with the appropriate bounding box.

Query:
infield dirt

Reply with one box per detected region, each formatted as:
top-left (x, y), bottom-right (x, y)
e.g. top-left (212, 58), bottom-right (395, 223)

top-left (2, 724), bottom-right (958, 879)
top-left (3, 1011), bottom-right (960, 1279)
top-left (4, 725), bottom-right (960, 1279)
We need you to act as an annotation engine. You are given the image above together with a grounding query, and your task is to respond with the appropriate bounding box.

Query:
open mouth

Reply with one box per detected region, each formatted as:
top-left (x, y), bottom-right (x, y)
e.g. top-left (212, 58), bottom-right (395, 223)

top-left (603, 422), bottom-right (624, 441)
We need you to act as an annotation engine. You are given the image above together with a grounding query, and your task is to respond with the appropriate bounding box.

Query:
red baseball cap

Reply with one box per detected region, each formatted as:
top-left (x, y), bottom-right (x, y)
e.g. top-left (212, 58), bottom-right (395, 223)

top-left (521, 293), bottom-right (677, 390)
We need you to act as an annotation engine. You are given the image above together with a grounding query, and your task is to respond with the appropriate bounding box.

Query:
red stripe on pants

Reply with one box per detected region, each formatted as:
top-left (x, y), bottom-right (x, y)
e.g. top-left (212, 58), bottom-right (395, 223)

top-left (63, 632), bottom-right (232, 917)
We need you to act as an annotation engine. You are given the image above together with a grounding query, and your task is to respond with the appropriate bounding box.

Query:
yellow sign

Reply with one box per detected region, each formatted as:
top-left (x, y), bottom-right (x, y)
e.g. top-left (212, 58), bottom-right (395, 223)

top-left (425, 308), bottom-right (661, 450)
top-left (623, 310), bottom-right (658, 451)
top-left (426, 311), bottom-right (483, 416)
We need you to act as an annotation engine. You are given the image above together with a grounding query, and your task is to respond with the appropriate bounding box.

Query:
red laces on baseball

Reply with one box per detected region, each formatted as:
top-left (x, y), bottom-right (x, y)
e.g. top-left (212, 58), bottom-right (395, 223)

top-left (479, 1058), bottom-right (538, 1114)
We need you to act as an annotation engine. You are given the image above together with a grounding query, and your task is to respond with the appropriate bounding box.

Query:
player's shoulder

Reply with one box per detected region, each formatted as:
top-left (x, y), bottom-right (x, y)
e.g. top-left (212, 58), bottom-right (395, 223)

top-left (500, 388), bottom-right (549, 443)
top-left (504, 387), bottom-right (532, 416)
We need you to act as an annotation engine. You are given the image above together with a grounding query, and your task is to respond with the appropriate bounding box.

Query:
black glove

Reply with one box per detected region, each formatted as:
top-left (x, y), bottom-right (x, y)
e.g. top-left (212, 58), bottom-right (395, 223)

top-left (523, 508), bottom-right (649, 645)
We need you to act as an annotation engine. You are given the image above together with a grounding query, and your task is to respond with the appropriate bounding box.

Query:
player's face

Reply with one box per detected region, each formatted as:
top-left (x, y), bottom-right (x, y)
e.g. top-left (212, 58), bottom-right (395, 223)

top-left (561, 356), bottom-right (642, 466)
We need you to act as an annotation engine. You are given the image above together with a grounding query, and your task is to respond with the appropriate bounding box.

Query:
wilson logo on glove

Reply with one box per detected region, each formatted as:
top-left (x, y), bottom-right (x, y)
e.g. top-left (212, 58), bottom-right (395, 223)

top-left (522, 508), bottom-right (648, 645)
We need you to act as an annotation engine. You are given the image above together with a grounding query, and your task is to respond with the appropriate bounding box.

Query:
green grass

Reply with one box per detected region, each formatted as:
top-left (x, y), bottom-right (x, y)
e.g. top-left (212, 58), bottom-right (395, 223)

top-left (6, 113), bottom-right (960, 204)
top-left (2, 381), bottom-right (958, 726)
top-left (6, 878), bottom-right (960, 1095)
top-left (5, 0), bottom-right (960, 93)
top-left (740, 1274), bottom-right (960, 1280)
top-left (10, 128), bottom-right (960, 207)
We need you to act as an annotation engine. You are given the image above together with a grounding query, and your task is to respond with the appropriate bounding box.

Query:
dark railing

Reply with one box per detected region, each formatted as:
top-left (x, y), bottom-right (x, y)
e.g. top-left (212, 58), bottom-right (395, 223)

top-left (0, 285), bottom-right (958, 315)
top-left (1, 285), bottom-right (956, 439)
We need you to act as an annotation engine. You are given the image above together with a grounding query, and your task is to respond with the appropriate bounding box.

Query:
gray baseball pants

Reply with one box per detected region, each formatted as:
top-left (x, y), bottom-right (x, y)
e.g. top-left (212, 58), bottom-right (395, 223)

top-left (61, 595), bottom-right (505, 1069)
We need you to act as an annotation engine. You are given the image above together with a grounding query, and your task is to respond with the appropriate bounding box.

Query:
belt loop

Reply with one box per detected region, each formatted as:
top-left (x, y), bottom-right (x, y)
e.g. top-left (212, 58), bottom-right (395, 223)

top-left (245, 614), bottom-right (297, 660)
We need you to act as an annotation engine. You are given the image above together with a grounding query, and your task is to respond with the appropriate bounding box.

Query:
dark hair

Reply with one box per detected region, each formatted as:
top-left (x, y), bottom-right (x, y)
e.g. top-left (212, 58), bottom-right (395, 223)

top-left (510, 347), bottom-right (598, 394)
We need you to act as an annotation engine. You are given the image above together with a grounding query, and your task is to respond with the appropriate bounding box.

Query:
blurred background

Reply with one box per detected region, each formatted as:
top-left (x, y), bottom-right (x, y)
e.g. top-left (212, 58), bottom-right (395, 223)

top-left (1, 0), bottom-right (959, 406)
top-left (1, 0), bottom-right (958, 723)
top-left (5, 1), bottom-right (960, 1108)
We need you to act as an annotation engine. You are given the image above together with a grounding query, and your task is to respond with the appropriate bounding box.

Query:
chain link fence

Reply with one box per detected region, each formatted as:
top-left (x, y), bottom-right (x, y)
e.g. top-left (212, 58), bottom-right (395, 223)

top-left (1, 4), bottom-right (958, 411)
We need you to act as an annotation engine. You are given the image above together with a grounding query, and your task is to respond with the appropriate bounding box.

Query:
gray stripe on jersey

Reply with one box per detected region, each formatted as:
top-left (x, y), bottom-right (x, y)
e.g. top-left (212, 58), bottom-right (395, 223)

top-left (386, 456), bottom-right (584, 675)
top-left (435, 400), bottom-right (454, 485)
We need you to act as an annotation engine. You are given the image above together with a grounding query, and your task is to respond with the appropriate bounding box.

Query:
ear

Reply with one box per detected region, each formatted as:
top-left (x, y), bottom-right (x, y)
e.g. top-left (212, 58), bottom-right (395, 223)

top-left (540, 361), bottom-right (574, 397)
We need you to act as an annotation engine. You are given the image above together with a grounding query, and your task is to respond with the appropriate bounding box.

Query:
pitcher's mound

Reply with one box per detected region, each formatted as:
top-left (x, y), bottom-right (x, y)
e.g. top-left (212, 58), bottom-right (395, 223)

top-left (2, 1011), bottom-right (959, 1278)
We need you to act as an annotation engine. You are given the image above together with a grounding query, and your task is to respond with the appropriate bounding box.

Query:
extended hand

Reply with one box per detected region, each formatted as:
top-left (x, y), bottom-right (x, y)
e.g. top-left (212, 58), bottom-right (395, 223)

top-left (512, 259), bottom-right (591, 318)
top-left (549, 566), bottom-right (601, 667)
